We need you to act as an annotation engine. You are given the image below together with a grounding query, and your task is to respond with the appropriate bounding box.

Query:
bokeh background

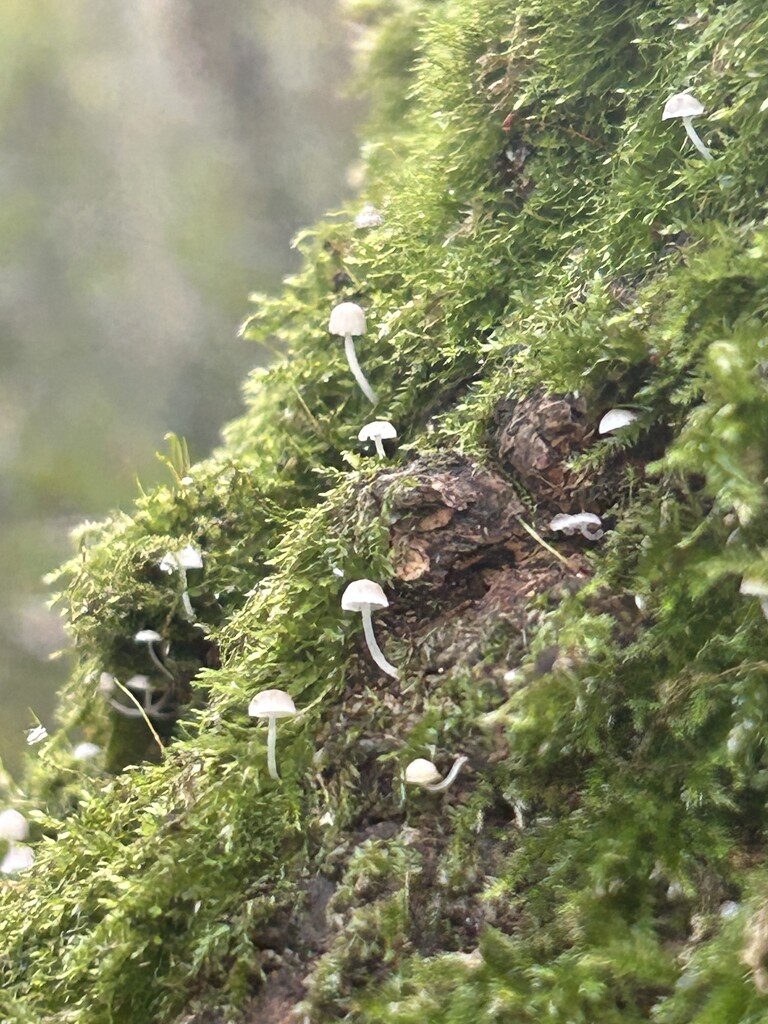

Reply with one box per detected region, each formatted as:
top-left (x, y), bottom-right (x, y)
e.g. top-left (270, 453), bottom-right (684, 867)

top-left (0, 0), bottom-right (360, 773)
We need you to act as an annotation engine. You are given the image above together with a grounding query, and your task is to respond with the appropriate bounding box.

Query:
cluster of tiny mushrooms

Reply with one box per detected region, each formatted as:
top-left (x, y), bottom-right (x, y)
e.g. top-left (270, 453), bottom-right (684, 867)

top-left (0, 90), bottom-right (740, 874)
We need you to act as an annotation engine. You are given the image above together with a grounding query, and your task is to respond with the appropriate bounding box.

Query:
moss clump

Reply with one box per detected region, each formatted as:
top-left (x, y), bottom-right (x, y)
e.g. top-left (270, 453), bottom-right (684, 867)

top-left (4, 0), bottom-right (768, 1021)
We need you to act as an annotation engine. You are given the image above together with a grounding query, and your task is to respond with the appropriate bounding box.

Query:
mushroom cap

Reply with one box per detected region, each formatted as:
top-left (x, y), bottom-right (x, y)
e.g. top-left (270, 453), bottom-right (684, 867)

top-left (73, 742), bottom-right (101, 761)
top-left (328, 302), bottom-right (366, 337)
top-left (1, 844), bottom-right (34, 875)
top-left (135, 629), bottom-right (162, 644)
top-left (358, 420), bottom-right (398, 442)
top-left (662, 92), bottom-right (705, 120)
top-left (0, 809), bottom-right (29, 843)
top-left (176, 544), bottom-right (203, 569)
top-left (549, 513), bottom-right (602, 532)
top-left (598, 409), bottom-right (638, 435)
top-left (248, 688), bottom-right (297, 719)
top-left (354, 204), bottom-right (384, 230)
top-left (126, 674), bottom-right (152, 694)
top-left (404, 758), bottom-right (442, 787)
top-left (740, 576), bottom-right (768, 598)
top-left (341, 579), bottom-right (389, 611)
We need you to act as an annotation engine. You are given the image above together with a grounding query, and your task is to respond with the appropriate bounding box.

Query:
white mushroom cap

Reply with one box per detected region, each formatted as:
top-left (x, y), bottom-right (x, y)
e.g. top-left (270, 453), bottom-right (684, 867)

top-left (598, 409), bottom-right (638, 435)
top-left (328, 302), bottom-right (366, 337)
top-left (125, 675), bottom-right (152, 694)
top-left (73, 742), bottom-right (101, 761)
top-left (176, 545), bottom-right (203, 570)
top-left (341, 579), bottom-right (389, 612)
top-left (662, 93), bottom-right (705, 120)
top-left (0, 809), bottom-right (29, 843)
top-left (354, 204), bottom-right (384, 230)
top-left (740, 577), bottom-right (768, 598)
top-left (248, 689), bottom-right (297, 719)
top-left (98, 672), bottom-right (115, 695)
top-left (404, 758), bottom-right (442, 787)
top-left (135, 629), bottom-right (163, 644)
top-left (549, 513), bottom-right (603, 533)
top-left (358, 421), bottom-right (398, 443)
top-left (1, 844), bottom-right (34, 875)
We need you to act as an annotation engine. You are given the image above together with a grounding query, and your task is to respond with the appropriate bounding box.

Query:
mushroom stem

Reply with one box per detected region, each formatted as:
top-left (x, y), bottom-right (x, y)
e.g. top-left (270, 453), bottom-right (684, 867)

top-left (147, 639), bottom-right (175, 683)
top-left (266, 716), bottom-right (279, 780)
top-left (683, 117), bottom-right (712, 160)
top-left (361, 607), bottom-right (398, 678)
top-left (424, 755), bottom-right (468, 792)
top-left (374, 435), bottom-right (386, 458)
top-left (344, 334), bottom-right (378, 405)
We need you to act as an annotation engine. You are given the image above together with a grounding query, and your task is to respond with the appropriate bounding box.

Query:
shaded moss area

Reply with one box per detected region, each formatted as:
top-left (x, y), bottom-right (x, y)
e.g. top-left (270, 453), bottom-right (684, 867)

top-left (4, 0), bottom-right (768, 1020)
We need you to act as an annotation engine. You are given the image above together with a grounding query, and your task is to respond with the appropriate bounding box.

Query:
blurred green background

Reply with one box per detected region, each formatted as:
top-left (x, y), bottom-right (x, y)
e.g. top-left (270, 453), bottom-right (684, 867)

top-left (0, 0), bottom-right (360, 773)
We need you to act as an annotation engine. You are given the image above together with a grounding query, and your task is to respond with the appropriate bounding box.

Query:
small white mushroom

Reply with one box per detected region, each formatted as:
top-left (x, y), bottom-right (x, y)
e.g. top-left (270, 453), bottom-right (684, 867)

top-left (598, 409), bottom-right (638, 435)
top-left (158, 546), bottom-right (203, 620)
top-left (1, 844), bottom-right (34, 875)
top-left (72, 742), bottom-right (101, 761)
top-left (740, 577), bottom-right (768, 621)
top-left (328, 302), bottom-right (377, 405)
top-left (341, 580), bottom-right (398, 678)
top-left (354, 203), bottom-right (384, 230)
top-left (0, 809), bottom-right (29, 843)
top-left (134, 630), bottom-right (175, 682)
top-left (404, 755), bottom-right (468, 792)
top-left (248, 689), bottom-right (297, 780)
top-left (358, 420), bottom-right (397, 459)
top-left (549, 513), bottom-right (604, 540)
top-left (25, 725), bottom-right (48, 746)
top-left (662, 92), bottom-right (712, 161)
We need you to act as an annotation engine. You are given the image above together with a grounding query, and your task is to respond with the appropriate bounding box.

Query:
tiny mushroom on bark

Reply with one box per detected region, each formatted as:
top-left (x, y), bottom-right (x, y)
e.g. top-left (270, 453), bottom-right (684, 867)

top-left (248, 689), bottom-right (297, 780)
top-left (662, 92), bottom-right (712, 161)
top-left (549, 512), bottom-right (604, 540)
top-left (341, 579), bottom-right (398, 678)
top-left (598, 409), bottom-right (638, 435)
top-left (404, 755), bottom-right (468, 792)
top-left (358, 420), bottom-right (397, 459)
top-left (328, 302), bottom-right (378, 404)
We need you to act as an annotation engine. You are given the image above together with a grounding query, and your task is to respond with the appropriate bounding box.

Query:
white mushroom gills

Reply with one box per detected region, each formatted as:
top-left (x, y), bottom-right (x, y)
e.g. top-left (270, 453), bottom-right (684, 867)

top-left (662, 92), bottom-right (712, 161)
top-left (598, 409), bottom-right (638, 435)
top-left (358, 420), bottom-right (397, 458)
top-left (248, 689), bottom-right (297, 780)
top-left (404, 755), bottom-right (468, 792)
top-left (341, 579), bottom-right (398, 678)
top-left (328, 303), bottom-right (378, 405)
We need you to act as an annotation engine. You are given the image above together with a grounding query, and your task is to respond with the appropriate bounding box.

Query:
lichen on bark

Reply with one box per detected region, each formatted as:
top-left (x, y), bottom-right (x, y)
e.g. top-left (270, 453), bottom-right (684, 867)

top-left (3, 0), bottom-right (768, 1021)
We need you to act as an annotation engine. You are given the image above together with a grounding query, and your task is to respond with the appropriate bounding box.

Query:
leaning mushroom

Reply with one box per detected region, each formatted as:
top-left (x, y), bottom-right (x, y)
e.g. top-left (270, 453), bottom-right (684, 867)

top-left (341, 579), bottom-right (398, 678)
top-left (159, 545), bottom-right (203, 620)
top-left (328, 302), bottom-right (377, 404)
top-left (248, 689), bottom-right (297, 780)
top-left (598, 409), bottom-right (638, 435)
top-left (549, 513), bottom-right (604, 540)
top-left (662, 92), bottom-right (712, 161)
top-left (358, 420), bottom-right (397, 459)
top-left (404, 755), bottom-right (468, 792)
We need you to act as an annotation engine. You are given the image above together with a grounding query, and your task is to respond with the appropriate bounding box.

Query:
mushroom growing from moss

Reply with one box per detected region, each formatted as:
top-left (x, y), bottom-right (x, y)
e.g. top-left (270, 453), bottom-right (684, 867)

top-left (134, 629), bottom-right (175, 683)
top-left (159, 545), bottom-right (203, 620)
top-left (740, 577), bottom-right (768, 621)
top-left (358, 420), bottom-right (397, 459)
top-left (662, 92), bottom-right (712, 161)
top-left (404, 755), bottom-right (467, 792)
top-left (341, 579), bottom-right (398, 678)
top-left (248, 689), bottom-right (297, 780)
top-left (549, 512), bottom-right (604, 540)
top-left (0, 809), bottom-right (28, 844)
top-left (598, 409), bottom-right (638, 435)
top-left (1, 844), bottom-right (34, 875)
top-left (354, 203), bottom-right (384, 229)
top-left (328, 302), bottom-right (377, 404)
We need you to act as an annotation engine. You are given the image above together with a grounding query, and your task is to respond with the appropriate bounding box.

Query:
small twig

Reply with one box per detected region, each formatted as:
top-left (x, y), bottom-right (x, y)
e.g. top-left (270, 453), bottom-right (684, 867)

top-left (516, 517), bottom-right (570, 565)
top-left (111, 678), bottom-right (165, 755)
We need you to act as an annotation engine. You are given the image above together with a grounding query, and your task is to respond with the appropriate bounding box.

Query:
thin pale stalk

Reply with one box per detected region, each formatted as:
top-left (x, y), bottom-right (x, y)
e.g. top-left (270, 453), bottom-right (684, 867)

top-left (362, 607), bottom-right (398, 678)
top-left (147, 640), bottom-right (175, 682)
top-left (374, 436), bottom-right (385, 458)
top-left (345, 334), bottom-right (378, 404)
top-left (267, 717), bottom-right (279, 779)
top-left (683, 117), bottom-right (712, 160)
top-left (425, 755), bottom-right (468, 792)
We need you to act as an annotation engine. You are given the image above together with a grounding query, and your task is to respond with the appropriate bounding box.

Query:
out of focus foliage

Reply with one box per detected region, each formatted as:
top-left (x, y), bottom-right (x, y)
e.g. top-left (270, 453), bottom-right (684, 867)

top-left (0, 0), bottom-right (358, 771)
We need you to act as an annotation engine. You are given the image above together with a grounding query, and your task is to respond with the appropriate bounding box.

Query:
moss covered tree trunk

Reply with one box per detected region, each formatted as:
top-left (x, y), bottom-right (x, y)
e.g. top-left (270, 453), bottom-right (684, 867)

top-left (3, 1), bottom-right (768, 1021)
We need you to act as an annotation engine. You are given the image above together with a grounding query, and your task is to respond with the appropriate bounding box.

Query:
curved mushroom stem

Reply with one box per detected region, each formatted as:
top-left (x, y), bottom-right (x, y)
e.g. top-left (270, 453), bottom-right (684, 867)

top-left (424, 755), bottom-right (468, 792)
top-left (683, 117), bottom-right (712, 161)
top-left (373, 436), bottom-right (386, 459)
top-left (361, 607), bottom-right (399, 678)
top-left (146, 639), bottom-right (175, 683)
top-left (266, 716), bottom-right (279, 780)
top-left (344, 334), bottom-right (378, 405)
